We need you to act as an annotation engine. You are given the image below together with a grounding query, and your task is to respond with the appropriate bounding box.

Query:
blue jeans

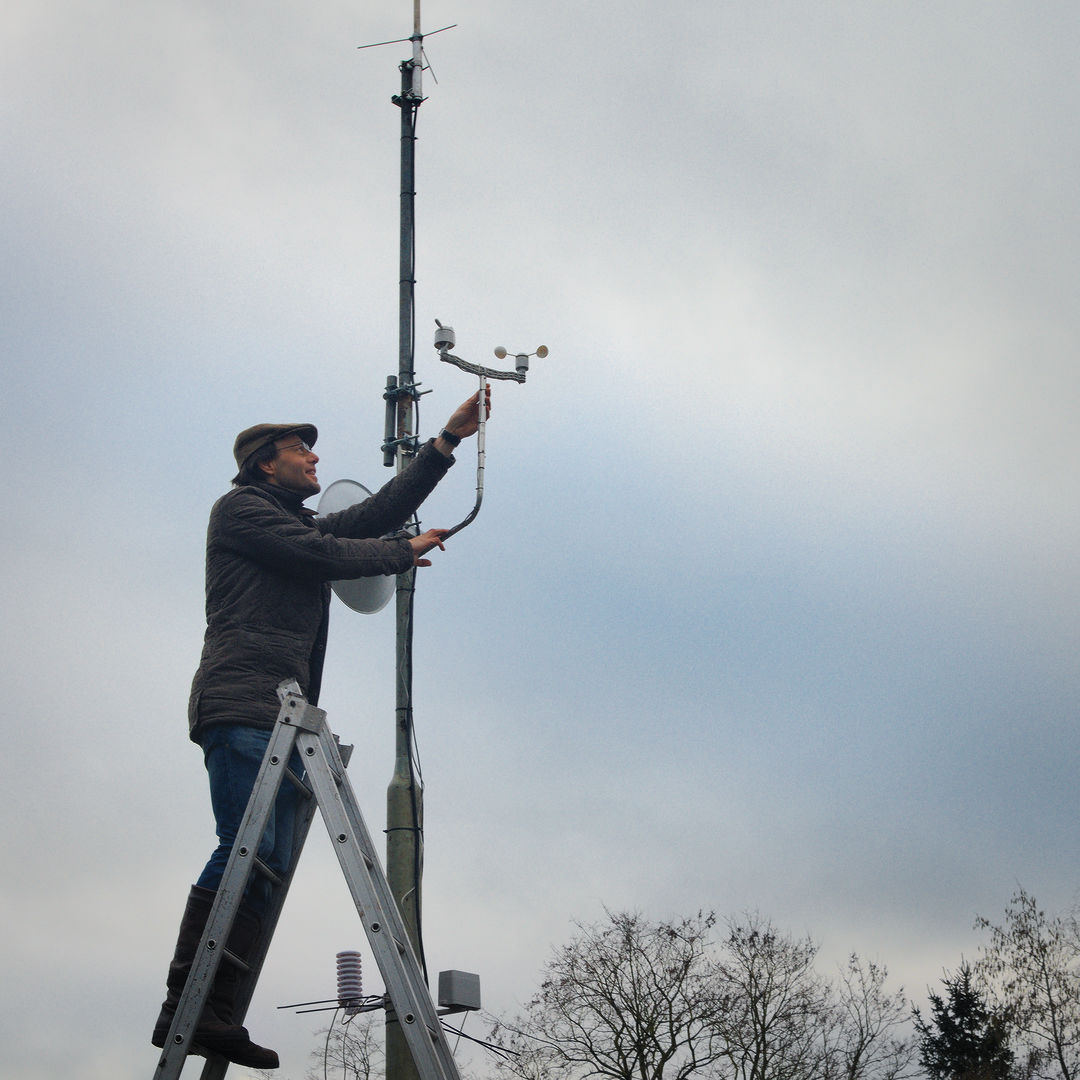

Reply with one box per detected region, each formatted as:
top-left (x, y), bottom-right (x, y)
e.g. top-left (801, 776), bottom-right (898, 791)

top-left (195, 724), bottom-right (305, 915)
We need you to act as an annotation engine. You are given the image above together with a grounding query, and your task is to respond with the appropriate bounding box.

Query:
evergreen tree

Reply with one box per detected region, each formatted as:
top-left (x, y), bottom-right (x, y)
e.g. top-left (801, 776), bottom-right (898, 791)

top-left (914, 962), bottom-right (1015, 1080)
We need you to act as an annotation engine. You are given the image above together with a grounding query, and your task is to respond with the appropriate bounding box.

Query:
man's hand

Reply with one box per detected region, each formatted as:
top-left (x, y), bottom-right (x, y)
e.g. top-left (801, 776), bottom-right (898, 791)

top-left (408, 528), bottom-right (449, 567)
top-left (434, 387), bottom-right (492, 455)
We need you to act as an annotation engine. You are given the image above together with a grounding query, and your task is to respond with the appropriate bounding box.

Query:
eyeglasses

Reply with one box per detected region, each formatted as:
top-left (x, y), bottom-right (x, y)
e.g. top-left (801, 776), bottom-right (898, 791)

top-left (277, 440), bottom-right (314, 456)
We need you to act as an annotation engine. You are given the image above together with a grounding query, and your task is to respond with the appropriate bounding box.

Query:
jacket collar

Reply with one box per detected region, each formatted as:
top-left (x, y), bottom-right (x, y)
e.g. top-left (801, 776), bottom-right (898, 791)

top-left (250, 481), bottom-right (316, 519)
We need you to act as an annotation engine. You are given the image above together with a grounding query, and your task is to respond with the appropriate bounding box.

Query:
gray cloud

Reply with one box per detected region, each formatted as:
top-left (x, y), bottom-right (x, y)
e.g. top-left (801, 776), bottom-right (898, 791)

top-left (3, 1), bottom-right (1078, 1077)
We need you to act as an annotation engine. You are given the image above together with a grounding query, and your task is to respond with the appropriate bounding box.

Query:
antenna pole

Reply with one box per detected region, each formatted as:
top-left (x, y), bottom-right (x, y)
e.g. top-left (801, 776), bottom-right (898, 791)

top-left (387, 10), bottom-right (425, 1080)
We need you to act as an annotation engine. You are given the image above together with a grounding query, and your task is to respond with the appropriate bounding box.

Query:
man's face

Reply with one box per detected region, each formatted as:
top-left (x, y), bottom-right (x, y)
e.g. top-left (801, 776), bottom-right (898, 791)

top-left (261, 436), bottom-right (320, 496)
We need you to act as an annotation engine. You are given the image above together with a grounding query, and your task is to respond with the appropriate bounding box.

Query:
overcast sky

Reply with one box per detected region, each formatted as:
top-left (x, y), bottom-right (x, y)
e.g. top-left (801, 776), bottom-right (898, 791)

top-left (3, 1), bottom-right (1078, 1077)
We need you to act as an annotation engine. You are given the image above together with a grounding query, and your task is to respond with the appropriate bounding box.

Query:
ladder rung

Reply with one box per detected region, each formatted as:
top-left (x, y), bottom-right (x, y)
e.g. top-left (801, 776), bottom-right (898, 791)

top-left (252, 856), bottom-right (283, 887)
top-left (284, 765), bottom-right (313, 796)
top-left (221, 947), bottom-right (251, 974)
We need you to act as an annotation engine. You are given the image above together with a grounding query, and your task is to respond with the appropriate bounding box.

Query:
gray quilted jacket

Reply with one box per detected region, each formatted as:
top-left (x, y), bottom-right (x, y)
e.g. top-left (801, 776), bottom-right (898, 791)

top-left (188, 441), bottom-right (452, 741)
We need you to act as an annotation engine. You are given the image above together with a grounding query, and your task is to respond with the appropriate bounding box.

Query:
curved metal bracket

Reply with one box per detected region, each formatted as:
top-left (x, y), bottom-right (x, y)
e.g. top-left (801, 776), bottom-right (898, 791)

top-left (442, 372), bottom-right (487, 539)
top-left (436, 351), bottom-right (526, 383)
top-left (433, 320), bottom-right (545, 539)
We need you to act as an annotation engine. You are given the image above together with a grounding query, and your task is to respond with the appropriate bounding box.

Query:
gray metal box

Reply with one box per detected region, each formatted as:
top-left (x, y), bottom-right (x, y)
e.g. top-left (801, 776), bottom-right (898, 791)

top-left (437, 969), bottom-right (481, 1011)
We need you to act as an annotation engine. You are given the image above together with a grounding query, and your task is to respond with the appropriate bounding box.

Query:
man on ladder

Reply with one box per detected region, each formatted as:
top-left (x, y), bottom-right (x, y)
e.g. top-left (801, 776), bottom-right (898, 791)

top-left (151, 391), bottom-right (489, 1069)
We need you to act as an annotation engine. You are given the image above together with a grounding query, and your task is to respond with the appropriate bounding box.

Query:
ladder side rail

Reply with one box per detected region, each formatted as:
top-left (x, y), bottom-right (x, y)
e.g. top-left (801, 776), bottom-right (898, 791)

top-left (299, 721), bottom-right (461, 1080)
top-left (328, 733), bottom-right (461, 1080)
top-left (197, 727), bottom-right (324, 1080)
top-left (327, 731), bottom-right (460, 1080)
top-left (327, 731), bottom-right (438, 1019)
top-left (301, 724), bottom-right (455, 1080)
top-left (317, 726), bottom-right (419, 954)
top-left (226, 763), bottom-right (320, 1014)
top-left (154, 710), bottom-right (304, 1080)
top-left (210, 713), bottom-right (307, 942)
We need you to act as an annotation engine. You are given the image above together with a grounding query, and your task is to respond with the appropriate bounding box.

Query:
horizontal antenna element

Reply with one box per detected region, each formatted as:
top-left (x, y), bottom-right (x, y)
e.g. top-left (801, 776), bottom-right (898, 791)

top-left (357, 23), bottom-right (457, 50)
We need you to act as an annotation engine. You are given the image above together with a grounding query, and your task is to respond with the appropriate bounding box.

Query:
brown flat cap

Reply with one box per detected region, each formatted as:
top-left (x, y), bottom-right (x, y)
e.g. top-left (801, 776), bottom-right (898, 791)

top-left (232, 422), bottom-right (318, 473)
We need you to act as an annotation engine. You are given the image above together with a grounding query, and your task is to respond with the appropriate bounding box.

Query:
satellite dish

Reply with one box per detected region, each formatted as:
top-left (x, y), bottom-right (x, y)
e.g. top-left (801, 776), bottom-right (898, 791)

top-left (316, 479), bottom-right (397, 614)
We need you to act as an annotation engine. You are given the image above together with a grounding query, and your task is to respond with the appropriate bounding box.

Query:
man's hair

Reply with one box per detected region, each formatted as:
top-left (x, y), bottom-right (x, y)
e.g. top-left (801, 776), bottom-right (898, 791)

top-left (232, 443), bottom-right (278, 486)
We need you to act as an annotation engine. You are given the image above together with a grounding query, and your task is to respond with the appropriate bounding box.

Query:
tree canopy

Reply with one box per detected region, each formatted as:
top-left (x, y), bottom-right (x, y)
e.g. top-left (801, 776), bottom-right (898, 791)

top-left (914, 962), bottom-right (1015, 1080)
top-left (489, 909), bottom-right (916, 1080)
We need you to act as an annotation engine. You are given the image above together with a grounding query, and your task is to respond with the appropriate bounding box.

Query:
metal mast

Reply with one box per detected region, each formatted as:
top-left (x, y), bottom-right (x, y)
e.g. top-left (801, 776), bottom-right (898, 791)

top-left (372, 10), bottom-right (538, 1077)
top-left (386, 7), bottom-right (425, 1080)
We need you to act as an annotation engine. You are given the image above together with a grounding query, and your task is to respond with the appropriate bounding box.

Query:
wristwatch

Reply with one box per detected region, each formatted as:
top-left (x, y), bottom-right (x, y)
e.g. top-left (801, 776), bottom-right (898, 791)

top-left (438, 428), bottom-right (461, 447)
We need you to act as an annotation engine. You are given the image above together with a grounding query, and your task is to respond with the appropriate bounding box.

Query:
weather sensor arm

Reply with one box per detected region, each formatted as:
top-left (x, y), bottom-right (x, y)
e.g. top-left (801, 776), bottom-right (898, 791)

top-left (441, 369), bottom-right (486, 540)
top-left (433, 320), bottom-right (546, 539)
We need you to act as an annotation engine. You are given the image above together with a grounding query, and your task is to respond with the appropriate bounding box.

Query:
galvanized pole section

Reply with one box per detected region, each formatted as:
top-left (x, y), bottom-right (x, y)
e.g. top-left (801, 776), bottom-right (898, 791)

top-left (387, 8), bottom-right (425, 1080)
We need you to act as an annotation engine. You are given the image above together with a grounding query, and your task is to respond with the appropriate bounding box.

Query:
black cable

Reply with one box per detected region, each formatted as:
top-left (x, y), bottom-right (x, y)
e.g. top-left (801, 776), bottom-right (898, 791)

top-left (390, 542), bottom-right (428, 984)
top-left (321, 1007), bottom-right (340, 1080)
top-left (440, 1019), bottom-right (521, 1063)
top-left (408, 105), bottom-right (419, 437)
top-left (402, 574), bottom-right (429, 982)
top-left (401, 95), bottom-right (430, 983)
top-left (401, 99), bottom-right (420, 460)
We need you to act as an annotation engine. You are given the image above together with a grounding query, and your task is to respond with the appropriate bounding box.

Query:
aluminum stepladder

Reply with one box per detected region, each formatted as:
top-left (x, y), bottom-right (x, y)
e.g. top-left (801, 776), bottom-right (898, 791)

top-left (153, 680), bottom-right (462, 1080)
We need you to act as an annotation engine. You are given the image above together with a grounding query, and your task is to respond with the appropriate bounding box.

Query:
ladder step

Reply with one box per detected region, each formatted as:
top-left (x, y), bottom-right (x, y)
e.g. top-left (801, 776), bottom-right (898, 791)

top-left (284, 765), bottom-right (312, 797)
top-left (220, 947), bottom-right (251, 974)
top-left (252, 855), bottom-right (283, 887)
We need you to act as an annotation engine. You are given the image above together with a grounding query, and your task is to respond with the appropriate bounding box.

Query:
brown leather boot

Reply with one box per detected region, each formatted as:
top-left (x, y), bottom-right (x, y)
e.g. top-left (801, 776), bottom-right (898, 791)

top-left (151, 886), bottom-right (279, 1070)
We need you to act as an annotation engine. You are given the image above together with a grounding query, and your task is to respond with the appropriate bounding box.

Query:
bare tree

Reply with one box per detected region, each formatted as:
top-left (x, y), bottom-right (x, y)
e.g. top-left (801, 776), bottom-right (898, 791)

top-left (710, 913), bottom-right (832, 1080)
top-left (976, 888), bottom-right (1080, 1080)
top-left (304, 1012), bottom-right (384, 1080)
top-left (828, 954), bottom-right (918, 1080)
top-left (489, 909), bottom-right (726, 1080)
top-left (488, 909), bottom-right (913, 1080)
